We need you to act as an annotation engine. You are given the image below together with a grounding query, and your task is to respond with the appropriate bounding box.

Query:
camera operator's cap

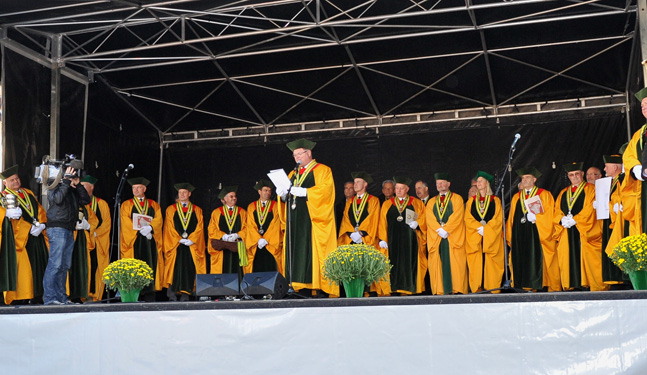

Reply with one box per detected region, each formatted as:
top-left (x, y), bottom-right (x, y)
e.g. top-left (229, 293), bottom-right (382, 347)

top-left (351, 171), bottom-right (373, 184)
top-left (218, 185), bottom-right (237, 200)
top-left (619, 142), bottom-right (629, 154)
top-left (563, 162), bottom-right (584, 173)
top-left (474, 171), bottom-right (494, 184)
top-left (515, 167), bottom-right (541, 178)
top-left (392, 176), bottom-right (412, 186)
top-left (253, 179), bottom-right (274, 191)
top-left (636, 87), bottom-right (647, 102)
top-left (80, 175), bottom-right (98, 184)
top-left (286, 138), bottom-right (316, 152)
top-left (603, 155), bottom-right (623, 164)
top-left (174, 182), bottom-right (195, 192)
top-left (434, 173), bottom-right (451, 182)
top-left (127, 177), bottom-right (150, 187)
top-left (0, 165), bottom-right (18, 179)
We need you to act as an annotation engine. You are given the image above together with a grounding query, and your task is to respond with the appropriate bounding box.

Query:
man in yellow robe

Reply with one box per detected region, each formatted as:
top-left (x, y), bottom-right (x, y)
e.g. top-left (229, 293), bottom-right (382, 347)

top-left (120, 177), bottom-right (164, 300)
top-left (337, 172), bottom-right (388, 296)
top-left (465, 171), bottom-right (504, 293)
top-left (245, 180), bottom-right (283, 274)
top-left (378, 176), bottom-right (427, 295)
top-left (80, 175), bottom-right (111, 301)
top-left (553, 163), bottom-right (608, 291)
top-left (1, 165), bottom-right (47, 304)
top-left (505, 167), bottom-right (560, 292)
top-left (207, 186), bottom-right (247, 277)
top-left (425, 173), bottom-right (468, 295)
top-left (276, 138), bottom-right (339, 297)
top-left (163, 183), bottom-right (205, 301)
top-left (622, 87), bottom-right (647, 235)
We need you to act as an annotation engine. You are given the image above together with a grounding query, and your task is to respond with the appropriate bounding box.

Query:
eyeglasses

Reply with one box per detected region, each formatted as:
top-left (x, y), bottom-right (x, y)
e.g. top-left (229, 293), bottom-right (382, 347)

top-left (293, 150), bottom-right (308, 158)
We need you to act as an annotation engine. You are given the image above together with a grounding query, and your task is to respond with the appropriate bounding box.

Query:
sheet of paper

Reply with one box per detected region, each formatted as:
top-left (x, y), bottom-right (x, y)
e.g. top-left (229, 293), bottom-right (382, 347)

top-left (595, 177), bottom-right (612, 220)
top-left (405, 208), bottom-right (418, 224)
top-left (267, 168), bottom-right (292, 193)
top-left (133, 213), bottom-right (153, 230)
top-left (524, 195), bottom-right (544, 215)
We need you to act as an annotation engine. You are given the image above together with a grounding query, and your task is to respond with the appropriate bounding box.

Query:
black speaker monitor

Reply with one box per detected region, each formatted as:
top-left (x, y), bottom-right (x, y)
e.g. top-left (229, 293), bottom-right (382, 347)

top-left (196, 273), bottom-right (240, 296)
top-left (240, 272), bottom-right (287, 299)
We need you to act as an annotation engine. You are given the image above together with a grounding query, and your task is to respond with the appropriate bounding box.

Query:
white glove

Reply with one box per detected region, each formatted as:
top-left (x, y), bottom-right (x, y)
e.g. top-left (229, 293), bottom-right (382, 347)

top-left (139, 225), bottom-right (153, 236)
top-left (568, 217), bottom-right (577, 227)
top-left (379, 240), bottom-right (388, 249)
top-left (633, 165), bottom-right (644, 181)
top-left (179, 238), bottom-right (194, 246)
top-left (613, 203), bottom-right (620, 214)
top-left (436, 227), bottom-right (449, 239)
top-left (592, 201), bottom-right (597, 210)
top-left (350, 231), bottom-right (363, 244)
top-left (30, 223), bottom-right (46, 237)
top-left (76, 218), bottom-right (90, 231)
top-left (276, 187), bottom-right (288, 200)
top-left (145, 233), bottom-right (152, 240)
top-left (230, 233), bottom-right (240, 241)
top-left (526, 212), bottom-right (537, 223)
top-left (290, 186), bottom-right (307, 197)
top-left (560, 216), bottom-right (570, 228)
top-left (408, 220), bottom-right (419, 230)
top-left (477, 226), bottom-right (484, 236)
top-left (5, 207), bottom-right (22, 220)
top-left (257, 238), bottom-right (268, 248)
top-left (222, 234), bottom-right (232, 242)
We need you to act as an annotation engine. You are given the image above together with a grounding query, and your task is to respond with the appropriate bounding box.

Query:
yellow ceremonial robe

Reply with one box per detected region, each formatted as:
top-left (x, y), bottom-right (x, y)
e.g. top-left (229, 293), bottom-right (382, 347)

top-left (86, 196), bottom-right (111, 301)
top-left (207, 206), bottom-right (247, 274)
top-left (378, 196), bottom-right (427, 294)
top-left (623, 126), bottom-right (645, 233)
top-left (465, 195), bottom-right (504, 293)
top-left (553, 183), bottom-right (608, 291)
top-left (120, 198), bottom-right (164, 291)
top-left (607, 176), bottom-right (631, 255)
top-left (283, 162), bottom-right (339, 296)
top-left (337, 194), bottom-right (389, 296)
top-left (163, 204), bottom-right (206, 291)
top-left (425, 192), bottom-right (468, 295)
top-left (506, 189), bottom-right (560, 292)
top-left (3, 189), bottom-right (49, 304)
top-left (245, 201), bottom-right (283, 275)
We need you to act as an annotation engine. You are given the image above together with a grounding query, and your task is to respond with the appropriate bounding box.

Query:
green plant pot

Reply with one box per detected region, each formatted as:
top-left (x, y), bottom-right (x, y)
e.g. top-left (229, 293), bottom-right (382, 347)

top-left (342, 278), bottom-right (365, 298)
top-left (628, 270), bottom-right (647, 290)
top-left (119, 288), bottom-right (141, 303)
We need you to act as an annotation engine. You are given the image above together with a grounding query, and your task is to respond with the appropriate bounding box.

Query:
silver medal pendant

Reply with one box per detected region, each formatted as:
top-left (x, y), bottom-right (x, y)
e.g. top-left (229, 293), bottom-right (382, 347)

top-left (291, 201), bottom-right (297, 210)
top-left (33, 220), bottom-right (40, 226)
top-left (567, 212), bottom-right (573, 220)
top-left (520, 216), bottom-right (527, 224)
top-left (182, 231), bottom-right (188, 239)
top-left (354, 226), bottom-right (359, 232)
top-left (480, 220), bottom-right (487, 225)
top-left (440, 222), bottom-right (445, 227)
top-left (397, 215), bottom-right (404, 222)
top-left (259, 228), bottom-right (264, 235)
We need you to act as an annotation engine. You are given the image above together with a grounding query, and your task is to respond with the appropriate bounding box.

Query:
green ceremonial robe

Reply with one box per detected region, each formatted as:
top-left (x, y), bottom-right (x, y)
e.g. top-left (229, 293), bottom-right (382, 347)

top-left (0, 214), bottom-right (17, 292)
top-left (171, 210), bottom-right (198, 293)
top-left (22, 193), bottom-right (48, 298)
top-left (510, 196), bottom-right (543, 290)
top-left (602, 175), bottom-right (628, 284)
top-left (252, 210), bottom-right (277, 272)
top-left (131, 204), bottom-right (159, 294)
top-left (69, 206), bottom-right (90, 299)
top-left (219, 213), bottom-right (243, 278)
top-left (286, 173), bottom-right (314, 285)
top-left (561, 190), bottom-right (585, 289)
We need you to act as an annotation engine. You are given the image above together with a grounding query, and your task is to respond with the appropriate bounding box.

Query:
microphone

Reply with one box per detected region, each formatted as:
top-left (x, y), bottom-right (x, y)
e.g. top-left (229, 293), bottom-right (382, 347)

top-left (511, 133), bottom-right (521, 149)
top-left (125, 164), bottom-right (134, 172)
top-left (294, 160), bottom-right (301, 172)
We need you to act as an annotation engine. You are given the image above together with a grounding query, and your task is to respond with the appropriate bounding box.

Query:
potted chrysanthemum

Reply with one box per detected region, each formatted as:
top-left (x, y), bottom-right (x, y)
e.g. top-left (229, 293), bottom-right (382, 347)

top-left (102, 258), bottom-right (154, 302)
top-left (609, 233), bottom-right (647, 290)
top-left (322, 244), bottom-right (392, 297)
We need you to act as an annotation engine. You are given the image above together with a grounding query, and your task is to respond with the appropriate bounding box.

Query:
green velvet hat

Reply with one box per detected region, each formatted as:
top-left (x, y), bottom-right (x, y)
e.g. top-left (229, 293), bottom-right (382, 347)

top-left (434, 173), bottom-right (451, 182)
top-left (474, 171), bottom-right (494, 184)
top-left (80, 175), bottom-right (98, 184)
top-left (392, 176), bottom-right (412, 186)
top-left (619, 142), bottom-right (628, 155)
top-left (603, 155), bottom-right (623, 164)
top-left (515, 167), bottom-right (541, 178)
top-left (286, 138), bottom-right (316, 152)
top-left (127, 177), bottom-right (150, 186)
top-left (253, 179), bottom-right (274, 190)
top-left (635, 87), bottom-right (647, 102)
top-left (218, 185), bottom-right (238, 200)
top-left (351, 171), bottom-right (373, 184)
top-left (0, 165), bottom-right (19, 179)
top-left (563, 162), bottom-right (584, 173)
top-left (174, 182), bottom-right (195, 192)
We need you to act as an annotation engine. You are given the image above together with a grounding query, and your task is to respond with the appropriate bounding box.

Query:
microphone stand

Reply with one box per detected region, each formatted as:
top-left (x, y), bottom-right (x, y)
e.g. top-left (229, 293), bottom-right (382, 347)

top-left (105, 166), bottom-right (131, 302)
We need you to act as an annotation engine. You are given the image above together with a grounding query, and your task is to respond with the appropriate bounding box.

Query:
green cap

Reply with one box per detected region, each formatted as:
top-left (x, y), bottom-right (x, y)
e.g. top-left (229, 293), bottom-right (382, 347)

top-left (619, 142), bottom-right (628, 155)
top-left (351, 171), bottom-right (373, 184)
top-left (80, 175), bottom-right (98, 184)
top-left (0, 165), bottom-right (19, 180)
top-left (563, 162), bottom-right (584, 173)
top-left (218, 186), bottom-right (238, 200)
top-left (603, 155), bottom-right (622, 164)
top-left (286, 138), bottom-right (316, 152)
top-left (474, 171), bottom-right (494, 185)
top-left (515, 167), bottom-right (541, 178)
top-left (127, 177), bottom-right (150, 187)
top-left (434, 173), bottom-right (451, 182)
top-left (253, 179), bottom-right (274, 190)
top-left (635, 87), bottom-right (647, 102)
top-left (393, 176), bottom-right (412, 186)
top-left (174, 182), bottom-right (195, 192)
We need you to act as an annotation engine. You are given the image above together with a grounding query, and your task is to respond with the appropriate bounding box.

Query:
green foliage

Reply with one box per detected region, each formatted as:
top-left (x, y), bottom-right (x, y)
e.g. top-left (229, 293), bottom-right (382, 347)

top-left (102, 258), bottom-right (154, 291)
top-left (609, 234), bottom-right (647, 273)
top-left (322, 244), bottom-right (392, 286)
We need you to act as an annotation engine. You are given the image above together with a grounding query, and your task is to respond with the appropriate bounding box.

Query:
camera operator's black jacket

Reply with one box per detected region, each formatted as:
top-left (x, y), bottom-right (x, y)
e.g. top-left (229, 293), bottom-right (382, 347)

top-left (46, 179), bottom-right (91, 231)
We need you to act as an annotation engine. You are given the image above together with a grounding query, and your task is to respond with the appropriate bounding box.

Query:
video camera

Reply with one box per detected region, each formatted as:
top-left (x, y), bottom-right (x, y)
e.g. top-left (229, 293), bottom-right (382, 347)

top-left (35, 154), bottom-right (84, 185)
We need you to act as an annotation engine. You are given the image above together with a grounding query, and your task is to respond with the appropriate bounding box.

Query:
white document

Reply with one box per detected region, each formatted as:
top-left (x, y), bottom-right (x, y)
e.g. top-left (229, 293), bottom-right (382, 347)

top-left (595, 177), bottom-right (612, 220)
top-left (405, 208), bottom-right (418, 224)
top-left (267, 169), bottom-right (292, 193)
top-left (133, 213), bottom-right (153, 230)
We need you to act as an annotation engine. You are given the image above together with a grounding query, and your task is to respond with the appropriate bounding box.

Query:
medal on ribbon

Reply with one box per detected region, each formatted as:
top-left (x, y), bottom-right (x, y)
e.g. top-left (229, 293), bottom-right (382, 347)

top-left (435, 192), bottom-right (452, 227)
top-left (223, 206), bottom-right (239, 234)
top-left (476, 193), bottom-right (491, 226)
top-left (352, 194), bottom-right (370, 231)
top-left (519, 186), bottom-right (538, 224)
top-left (394, 196), bottom-right (410, 222)
top-left (256, 200), bottom-right (271, 235)
top-left (566, 183), bottom-right (585, 218)
top-left (176, 201), bottom-right (193, 239)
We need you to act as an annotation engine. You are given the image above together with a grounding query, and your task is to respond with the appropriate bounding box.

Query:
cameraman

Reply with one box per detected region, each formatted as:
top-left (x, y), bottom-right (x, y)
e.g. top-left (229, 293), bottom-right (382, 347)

top-left (43, 166), bottom-right (91, 305)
